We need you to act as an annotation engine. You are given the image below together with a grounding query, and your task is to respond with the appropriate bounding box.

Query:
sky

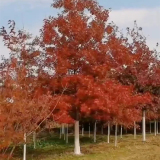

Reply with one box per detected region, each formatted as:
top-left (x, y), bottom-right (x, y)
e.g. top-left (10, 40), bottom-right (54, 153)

top-left (0, 0), bottom-right (160, 59)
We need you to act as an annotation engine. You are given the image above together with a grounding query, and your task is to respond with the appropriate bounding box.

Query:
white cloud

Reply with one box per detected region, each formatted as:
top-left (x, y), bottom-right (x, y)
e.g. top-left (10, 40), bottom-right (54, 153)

top-left (0, 0), bottom-right (52, 8)
top-left (109, 8), bottom-right (160, 28)
top-left (109, 7), bottom-right (160, 50)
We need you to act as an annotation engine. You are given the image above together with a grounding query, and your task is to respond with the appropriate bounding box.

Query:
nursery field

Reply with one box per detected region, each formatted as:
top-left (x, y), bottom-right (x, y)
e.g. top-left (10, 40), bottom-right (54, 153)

top-left (13, 133), bottom-right (160, 160)
top-left (1, 0), bottom-right (160, 160)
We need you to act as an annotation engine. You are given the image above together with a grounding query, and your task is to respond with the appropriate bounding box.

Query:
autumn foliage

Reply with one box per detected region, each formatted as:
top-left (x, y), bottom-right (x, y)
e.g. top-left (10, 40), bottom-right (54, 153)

top-left (0, 0), bottom-right (160, 158)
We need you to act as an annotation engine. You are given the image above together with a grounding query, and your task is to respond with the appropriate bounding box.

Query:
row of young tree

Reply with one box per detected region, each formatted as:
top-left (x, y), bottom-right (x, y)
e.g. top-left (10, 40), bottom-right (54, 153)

top-left (0, 0), bottom-right (160, 159)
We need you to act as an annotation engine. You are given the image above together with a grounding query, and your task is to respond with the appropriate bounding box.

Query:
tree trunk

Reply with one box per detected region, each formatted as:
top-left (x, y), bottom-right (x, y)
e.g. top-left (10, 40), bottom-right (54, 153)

top-left (66, 124), bottom-right (68, 144)
top-left (125, 128), bottom-right (127, 134)
top-left (7, 146), bottom-right (16, 160)
top-left (107, 122), bottom-right (110, 143)
top-left (82, 125), bottom-right (84, 136)
top-left (59, 127), bottom-right (62, 139)
top-left (101, 124), bottom-right (104, 135)
top-left (120, 125), bottom-right (122, 139)
top-left (157, 120), bottom-right (159, 134)
top-left (115, 123), bottom-right (118, 147)
top-left (154, 120), bottom-right (157, 136)
top-left (94, 121), bottom-right (97, 143)
top-left (74, 121), bottom-right (81, 155)
top-left (64, 124), bottom-right (66, 140)
top-left (111, 125), bottom-right (113, 132)
top-left (142, 109), bottom-right (146, 142)
top-left (89, 123), bottom-right (90, 138)
top-left (134, 121), bottom-right (136, 139)
top-left (150, 121), bottom-right (151, 134)
top-left (23, 133), bottom-right (27, 160)
top-left (33, 131), bottom-right (36, 149)
top-left (62, 124), bottom-right (64, 134)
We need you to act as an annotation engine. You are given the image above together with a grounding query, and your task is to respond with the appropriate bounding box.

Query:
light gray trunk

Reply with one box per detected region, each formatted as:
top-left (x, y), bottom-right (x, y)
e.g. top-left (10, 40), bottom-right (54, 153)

top-left (115, 123), bottom-right (118, 147)
top-left (107, 122), bottom-right (110, 143)
top-left (134, 121), bottom-right (136, 139)
top-left (154, 120), bottom-right (157, 136)
top-left (66, 124), bottom-right (68, 144)
top-left (74, 121), bottom-right (81, 155)
top-left (117, 125), bottom-right (119, 133)
top-left (125, 128), bottom-right (127, 134)
top-left (150, 121), bottom-right (151, 134)
top-left (111, 125), bottom-right (113, 131)
top-left (82, 125), bottom-right (84, 136)
top-left (23, 133), bottom-right (27, 160)
top-left (101, 125), bottom-right (104, 135)
top-left (33, 131), bottom-right (36, 149)
top-left (62, 124), bottom-right (65, 134)
top-left (59, 127), bottom-right (62, 139)
top-left (157, 120), bottom-right (158, 134)
top-left (142, 110), bottom-right (146, 142)
top-left (120, 125), bottom-right (122, 139)
top-left (63, 125), bottom-right (66, 140)
top-left (89, 123), bottom-right (90, 138)
top-left (94, 121), bottom-right (97, 143)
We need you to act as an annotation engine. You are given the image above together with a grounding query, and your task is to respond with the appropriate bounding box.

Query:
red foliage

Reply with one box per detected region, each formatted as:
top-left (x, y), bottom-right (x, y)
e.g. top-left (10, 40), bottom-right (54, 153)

top-left (0, 1), bottom-right (160, 157)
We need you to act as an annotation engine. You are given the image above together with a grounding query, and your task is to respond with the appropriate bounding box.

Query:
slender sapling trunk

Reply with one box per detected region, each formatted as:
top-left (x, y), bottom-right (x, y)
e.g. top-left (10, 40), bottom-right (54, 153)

top-left (142, 109), bottom-right (146, 142)
top-left (94, 121), bottom-right (97, 143)
top-left (33, 131), bottom-right (36, 149)
top-left (150, 121), bottom-right (151, 134)
top-left (66, 124), bottom-right (68, 144)
top-left (60, 127), bottom-right (62, 139)
top-left (125, 128), bottom-right (127, 134)
top-left (120, 125), bottom-right (122, 139)
top-left (157, 120), bottom-right (159, 134)
top-left (107, 122), bottom-right (110, 143)
top-left (64, 124), bottom-right (66, 140)
top-left (82, 125), bottom-right (84, 136)
top-left (101, 124), bottom-right (103, 135)
top-left (134, 121), bottom-right (136, 139)
top-left (74, 121), bottom-right (81, 155)
top-left (154, 120), bottom-right (157, 136)
top-left (115, 123), bottom-right (118, 147)
top-left (89, 123), bottom-right (90, 138)
top-left (62, 124), bottom-right (64, 134)
top-left (23, 133), bottom-right (27, 160)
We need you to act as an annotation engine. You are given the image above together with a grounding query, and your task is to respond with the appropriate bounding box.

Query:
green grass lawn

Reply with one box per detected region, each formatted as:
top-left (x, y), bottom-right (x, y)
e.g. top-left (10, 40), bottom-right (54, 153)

top-left (12, 133), bottom-right (160, 160)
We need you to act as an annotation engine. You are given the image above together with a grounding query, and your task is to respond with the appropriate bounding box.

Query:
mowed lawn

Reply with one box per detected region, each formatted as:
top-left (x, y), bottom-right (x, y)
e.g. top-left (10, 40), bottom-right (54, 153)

top-left (12, 133), bottom-right (160, 160)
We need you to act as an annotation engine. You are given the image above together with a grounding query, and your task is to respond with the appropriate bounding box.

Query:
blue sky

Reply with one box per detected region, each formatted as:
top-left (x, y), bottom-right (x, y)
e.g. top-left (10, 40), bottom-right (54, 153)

top-left (1, 0), bottom-right (160, 28)
top-left (0, 0), bottom-right (160, 58)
